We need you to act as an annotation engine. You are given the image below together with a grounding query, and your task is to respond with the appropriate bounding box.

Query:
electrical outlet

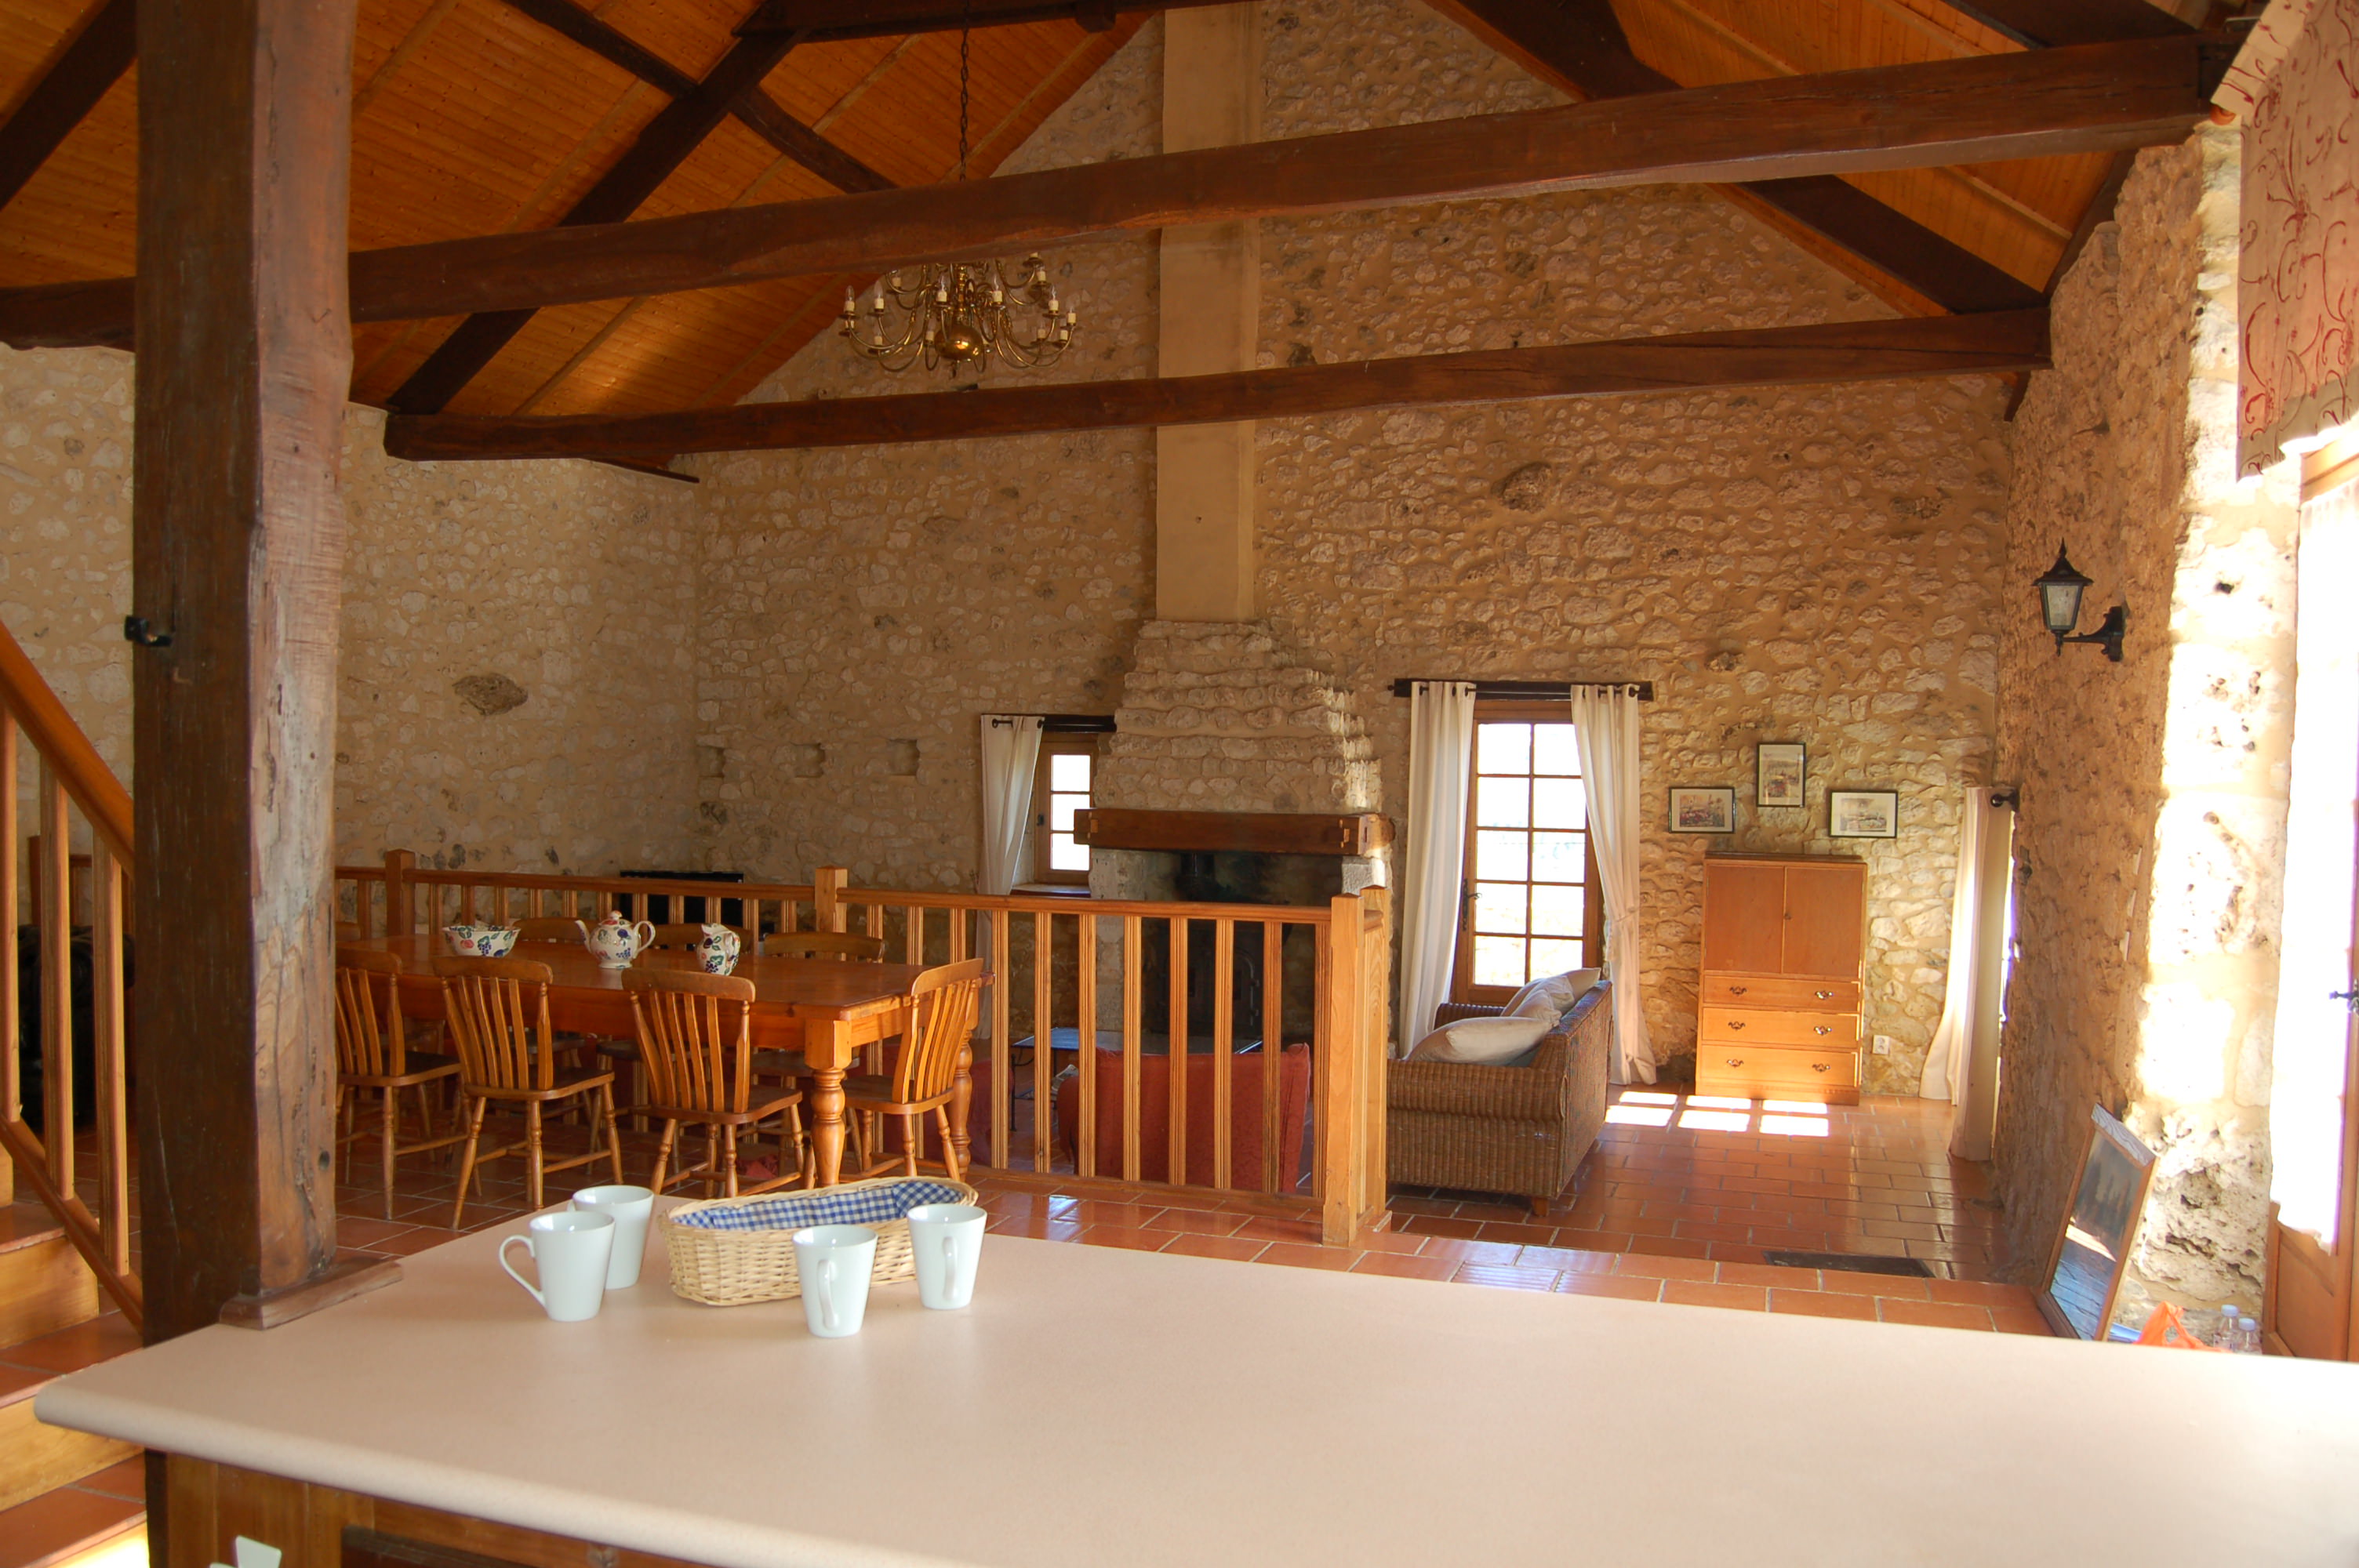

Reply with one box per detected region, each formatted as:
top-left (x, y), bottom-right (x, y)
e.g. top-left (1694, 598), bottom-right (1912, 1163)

top-left (1872, 1035), bottom-right (1896, 1056)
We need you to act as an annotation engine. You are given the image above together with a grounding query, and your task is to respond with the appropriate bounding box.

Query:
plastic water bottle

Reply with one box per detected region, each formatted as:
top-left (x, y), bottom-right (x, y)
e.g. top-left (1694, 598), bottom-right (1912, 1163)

top-left (2218, 1304), bottom-right (2243, 1350)
top-left (2237, 1315), bottom-right (2263, 1354)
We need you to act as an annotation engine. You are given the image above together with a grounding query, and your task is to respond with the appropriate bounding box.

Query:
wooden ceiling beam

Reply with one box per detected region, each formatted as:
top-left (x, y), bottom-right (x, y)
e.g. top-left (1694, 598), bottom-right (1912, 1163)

top-left (385, 27), bottom-right (803, 413)
top-left (735, 0), bottom-right (1229, 43)
top-left (1433, 0), bottom-right (2041, 314)
top-left (0, 36), bottom-right (2219, 353)
top-left (384, 308), bottom-right (2051, 461)
top-left (1928, 0), bottom-right (2193, 49)
top-left (497, 0), bottom-right (891, 193)
top-left (0, 0), bottom-right (136, 213)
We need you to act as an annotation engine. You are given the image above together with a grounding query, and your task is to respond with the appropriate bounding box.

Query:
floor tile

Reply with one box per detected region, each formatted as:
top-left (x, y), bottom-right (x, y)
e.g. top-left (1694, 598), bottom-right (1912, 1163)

top-left (1766, 1289), bottom-right (1877, 1320)
top-left (0, 1489), bottom-right (142, 1568)
top-left (1661, 1281), bottom-right (1769, 1312)
top-left (1877, 1299), bottom-right (1997, 1331)
top-left (1259, 1243), bottom-right (1361, 1272)
top-left (1158, 1233), bottom-right (1269, 1263)
top-left (1452, 1262), bottom-right (1561, 1292)
top-left (1352, 1252), bottom-right (1456, 1281)
top-left (1554, 1272), bottom-right (1663, 1302)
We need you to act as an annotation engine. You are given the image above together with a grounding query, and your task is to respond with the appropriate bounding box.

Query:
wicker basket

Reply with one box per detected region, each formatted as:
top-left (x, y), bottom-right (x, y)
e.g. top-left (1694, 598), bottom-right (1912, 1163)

top-left (663, 1176), bottom-right (979, 1305)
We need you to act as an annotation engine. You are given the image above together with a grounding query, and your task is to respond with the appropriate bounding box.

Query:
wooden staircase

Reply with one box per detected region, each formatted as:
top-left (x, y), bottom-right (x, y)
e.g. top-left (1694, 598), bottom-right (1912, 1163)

top-left (0, 617), bottom-right (146, 1565)
top-left (0, 1196), bottom-right (142, 1567)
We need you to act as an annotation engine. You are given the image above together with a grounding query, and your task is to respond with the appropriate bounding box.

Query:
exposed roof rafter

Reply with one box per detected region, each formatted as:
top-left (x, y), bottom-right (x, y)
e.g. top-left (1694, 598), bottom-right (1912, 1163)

top-left (0, 0), bottom-right (135, 214)
top-left (384, 310), bottom-right (2051, 461)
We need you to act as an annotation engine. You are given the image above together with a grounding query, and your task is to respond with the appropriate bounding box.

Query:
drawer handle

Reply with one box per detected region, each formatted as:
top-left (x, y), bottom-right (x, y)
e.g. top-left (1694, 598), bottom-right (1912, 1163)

top-left (1725, 1020), bottom-right (1746, 1030)
top-left (1813, 1025), bottom-right (1832, 1036)
top-left (1725, 1058), bottom-right (1743, 1069)
top-left (1811, 1062), bottom-right (1831, 1073)
top-left (1728, 985), bottom-right (1748, 996)
top-left (1814, 990), bottom-right (1835, 1000)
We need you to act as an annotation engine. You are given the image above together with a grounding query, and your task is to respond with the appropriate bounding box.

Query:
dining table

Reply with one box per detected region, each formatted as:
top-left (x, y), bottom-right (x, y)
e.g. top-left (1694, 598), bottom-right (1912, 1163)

top-left (351, 935), bottom-right (944, 1189)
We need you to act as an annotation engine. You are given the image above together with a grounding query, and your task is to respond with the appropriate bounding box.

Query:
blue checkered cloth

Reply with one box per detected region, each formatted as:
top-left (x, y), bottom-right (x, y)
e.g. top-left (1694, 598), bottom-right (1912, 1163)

top-left (671, 1180), bottom-right (968, 1233)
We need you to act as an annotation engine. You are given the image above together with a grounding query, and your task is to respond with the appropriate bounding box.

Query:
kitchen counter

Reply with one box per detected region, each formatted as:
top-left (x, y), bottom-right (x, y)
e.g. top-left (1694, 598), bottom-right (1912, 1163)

top-left (39, 1203), bottom-right (2359, 1567)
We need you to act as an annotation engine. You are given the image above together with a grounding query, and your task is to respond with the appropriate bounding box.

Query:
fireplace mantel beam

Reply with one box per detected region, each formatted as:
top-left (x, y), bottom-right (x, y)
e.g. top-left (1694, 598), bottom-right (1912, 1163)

top-left (1075, 810), bottom-right (1394, 858)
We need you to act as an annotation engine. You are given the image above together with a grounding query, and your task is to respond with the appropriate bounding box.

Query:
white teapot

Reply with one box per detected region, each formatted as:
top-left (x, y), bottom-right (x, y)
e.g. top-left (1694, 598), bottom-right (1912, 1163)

top-left (585, 912), bottom-right (656, 970)
top-left (694, 924), bottom-right (742, 976)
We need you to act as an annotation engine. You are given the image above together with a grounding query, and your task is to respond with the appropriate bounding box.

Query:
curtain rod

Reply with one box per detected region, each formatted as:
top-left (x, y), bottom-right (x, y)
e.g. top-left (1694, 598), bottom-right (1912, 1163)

top-left (1388, 678), bottom-right (1654, 702)
top-left (985, 713), bottom-right (1117, 733)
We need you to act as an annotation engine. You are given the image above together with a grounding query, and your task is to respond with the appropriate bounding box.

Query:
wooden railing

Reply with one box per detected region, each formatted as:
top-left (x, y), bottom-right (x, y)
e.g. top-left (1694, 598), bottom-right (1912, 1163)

top-left (0, 619), bottom-right (140, 1328)
top-left (339, 853), bottom-right (1394, 1242)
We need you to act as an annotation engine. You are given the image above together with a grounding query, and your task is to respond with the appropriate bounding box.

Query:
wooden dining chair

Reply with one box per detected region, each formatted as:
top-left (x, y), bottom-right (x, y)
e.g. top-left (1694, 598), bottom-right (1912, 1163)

top-left (843, 957), bottom-right (985, 1183)
top-left (513, 916), bottom-right (587, 943)
top-left (623, 969), bottom-right (808, 1197)
top-left (334, 948), bottom-right (466, 1218)
top-left (761, 931), bottom-right (887, 962)
top-left (433, 956), bottom-right (623, 1224)
top-left (647, 922), bottom-right (719, 951)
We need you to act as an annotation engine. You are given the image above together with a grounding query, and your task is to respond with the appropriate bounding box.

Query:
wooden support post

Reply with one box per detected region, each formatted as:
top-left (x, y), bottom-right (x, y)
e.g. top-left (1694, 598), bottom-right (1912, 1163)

top-left (813, 866), bottom-right (848, 933)
top-left (130, 0), bottom-right (389, 1348)
top-left (383, 848), bottom-right (415, 936)
top-left (1318, 892), bottom-right (1371, 1247)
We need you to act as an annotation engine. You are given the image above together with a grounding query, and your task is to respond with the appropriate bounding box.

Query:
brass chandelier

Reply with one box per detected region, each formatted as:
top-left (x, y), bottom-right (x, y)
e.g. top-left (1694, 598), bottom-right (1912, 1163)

top-left (838, 25), bottom-right (1078, 374)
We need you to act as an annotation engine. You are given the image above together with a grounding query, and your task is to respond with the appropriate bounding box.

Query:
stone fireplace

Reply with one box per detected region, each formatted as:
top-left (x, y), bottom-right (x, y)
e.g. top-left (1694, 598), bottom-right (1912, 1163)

top-left (1085, 619), bottom-right (1388, 1041)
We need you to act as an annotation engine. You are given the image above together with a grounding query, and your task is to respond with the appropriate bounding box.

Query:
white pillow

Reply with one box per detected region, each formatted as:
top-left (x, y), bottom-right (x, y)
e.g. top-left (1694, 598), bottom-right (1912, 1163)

top-left (1407, 1014), bottom-right (1552, 1065)
top-left (1506, 968), bottom-right (1603, 1022)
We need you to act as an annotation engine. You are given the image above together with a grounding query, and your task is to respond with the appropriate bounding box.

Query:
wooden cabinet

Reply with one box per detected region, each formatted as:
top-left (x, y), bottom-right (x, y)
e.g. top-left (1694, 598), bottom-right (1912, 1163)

top-left (1697, 855), bottom-right (1867, 1105)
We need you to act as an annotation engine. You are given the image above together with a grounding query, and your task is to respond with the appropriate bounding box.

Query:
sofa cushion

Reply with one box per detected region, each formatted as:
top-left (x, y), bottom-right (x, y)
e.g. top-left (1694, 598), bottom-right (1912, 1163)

top-left (1408, 1013), bottom-right (1553, 1065)
top-left (1506, 967), bottom-right (1603, 1022)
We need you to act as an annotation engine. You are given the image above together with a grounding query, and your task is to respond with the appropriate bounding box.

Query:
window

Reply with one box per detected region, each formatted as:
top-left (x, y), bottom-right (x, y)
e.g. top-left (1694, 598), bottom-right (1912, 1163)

top-left (1029, 736), bottom-right (1096, 886)
top-left (1454, 710), bottom-right (1601, 1002)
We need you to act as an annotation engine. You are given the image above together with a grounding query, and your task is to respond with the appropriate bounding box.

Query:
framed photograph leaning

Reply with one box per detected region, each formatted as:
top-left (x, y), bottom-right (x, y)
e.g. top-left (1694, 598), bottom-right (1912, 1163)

top-left (1828, 789), bottom-right (1899, 840)
top-left (1757, 742), bottom-right (1805, 808)
top-left (1668, 786), bottom-right (1736, 834)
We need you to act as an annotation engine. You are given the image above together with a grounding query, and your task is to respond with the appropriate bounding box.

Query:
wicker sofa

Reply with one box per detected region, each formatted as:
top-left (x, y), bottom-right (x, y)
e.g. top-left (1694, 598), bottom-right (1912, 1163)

top-left (1386, 980), bottom-right (1612, 1215)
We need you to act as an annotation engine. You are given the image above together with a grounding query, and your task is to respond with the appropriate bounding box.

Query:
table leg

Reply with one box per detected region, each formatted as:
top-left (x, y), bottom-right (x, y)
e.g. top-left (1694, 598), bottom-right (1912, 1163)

top-left (809, 1065), bottom-right (847, 1189)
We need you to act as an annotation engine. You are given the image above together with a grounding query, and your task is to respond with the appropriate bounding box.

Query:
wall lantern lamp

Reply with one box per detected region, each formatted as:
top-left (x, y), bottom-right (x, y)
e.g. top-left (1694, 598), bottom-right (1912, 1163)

top-left (2034, 545), bottom-right (2127, 662)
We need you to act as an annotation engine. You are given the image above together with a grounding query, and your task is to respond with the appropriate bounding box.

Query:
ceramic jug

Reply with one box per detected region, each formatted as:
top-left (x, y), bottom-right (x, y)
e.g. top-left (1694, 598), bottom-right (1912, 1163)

top-left (586, 912), bottom-right (656, 969)
top-left (695, 924), bottom-right (741, 976)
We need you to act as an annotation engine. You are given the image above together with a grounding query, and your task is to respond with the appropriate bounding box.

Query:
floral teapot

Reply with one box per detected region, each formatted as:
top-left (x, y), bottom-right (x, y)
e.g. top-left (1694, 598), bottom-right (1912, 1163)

top-left (585, 911), bottom-right (656, 970)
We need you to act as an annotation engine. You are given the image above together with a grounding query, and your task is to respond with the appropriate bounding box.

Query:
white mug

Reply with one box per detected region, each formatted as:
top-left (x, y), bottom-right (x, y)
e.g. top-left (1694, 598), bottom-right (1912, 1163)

top-left (907, 1203), bottom-right (987, 1310)
top-left (499, 1210), bottom-right (615, 1322)
top-left (792, 1225), bottom-right (878, 1338)
top-left (571, 1184), bottom-right (656, 1290)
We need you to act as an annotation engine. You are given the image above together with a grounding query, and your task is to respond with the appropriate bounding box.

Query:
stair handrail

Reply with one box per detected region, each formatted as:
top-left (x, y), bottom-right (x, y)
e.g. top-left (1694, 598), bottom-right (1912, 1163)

top-left (0, 619), bottom-right (133, 864)
top-left (0, 614), bottom-right (142, 1328)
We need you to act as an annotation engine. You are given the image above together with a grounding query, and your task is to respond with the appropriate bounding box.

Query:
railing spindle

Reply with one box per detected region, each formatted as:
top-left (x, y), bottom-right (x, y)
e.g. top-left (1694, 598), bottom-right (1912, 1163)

top-left (1032, 909), bottom-right (1051, 1174)
top-left (1122, 913), bottom-right (1142, 1182)
top-left (1263, 920), bottom-right (1284, 1194)
top-left (0, 712), bottom-right (19, 1138)
top-left (36, 767), bottom-right (72, 1196)
top-left (1077, 913), bottom-right (1097, 1180)
top-left (90, 843), bottom-right (128, 1272)
top-left (990, 908), bottom-right (1011, 1171)
top-left (1167, 914), bottom-right (1188, 1183)
top-left (1212, 917), bottom-right (1234, 1191)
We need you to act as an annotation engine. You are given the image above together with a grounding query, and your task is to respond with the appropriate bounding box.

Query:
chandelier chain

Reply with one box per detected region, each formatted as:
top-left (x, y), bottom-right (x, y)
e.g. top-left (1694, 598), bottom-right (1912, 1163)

top-left (836, 0), bottom-right (1078, 375)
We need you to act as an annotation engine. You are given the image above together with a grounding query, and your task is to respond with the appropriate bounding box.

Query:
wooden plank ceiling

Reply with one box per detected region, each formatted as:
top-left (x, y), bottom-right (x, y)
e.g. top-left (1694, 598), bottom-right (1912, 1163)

top-left (0, 0), bottom-right (2172, 423)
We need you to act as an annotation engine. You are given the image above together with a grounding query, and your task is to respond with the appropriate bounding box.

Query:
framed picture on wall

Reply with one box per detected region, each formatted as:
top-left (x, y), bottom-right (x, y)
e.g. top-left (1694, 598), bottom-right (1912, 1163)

top-left (1757, 742), bottom-right (1806, 808)
top-left (1829, 789), bottom-right (1899, 839)
top-left (1668, 786), bottom-right (1736, 834)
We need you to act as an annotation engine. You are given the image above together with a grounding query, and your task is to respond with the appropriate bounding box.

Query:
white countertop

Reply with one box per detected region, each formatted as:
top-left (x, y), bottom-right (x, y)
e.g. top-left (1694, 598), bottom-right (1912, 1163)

top-left (38, 1203), bottom-right (2359, 1568)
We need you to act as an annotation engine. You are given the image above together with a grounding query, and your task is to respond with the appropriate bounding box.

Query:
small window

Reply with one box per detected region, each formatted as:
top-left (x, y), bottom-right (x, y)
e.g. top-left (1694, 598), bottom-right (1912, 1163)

top-left (1030, 736), bottom-right (1096, 886)
top-left (1454, 707), bottom-right (1601, 1003)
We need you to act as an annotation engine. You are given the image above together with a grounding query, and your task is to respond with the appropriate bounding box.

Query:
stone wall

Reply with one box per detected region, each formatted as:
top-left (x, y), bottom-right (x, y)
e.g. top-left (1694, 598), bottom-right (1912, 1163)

top-left (1994, 128), bottom-right (2298, 1310)
top-left (689, 0), bottom-right (2015, 1091)
top-left (0, 345), bottom-right (703, 877)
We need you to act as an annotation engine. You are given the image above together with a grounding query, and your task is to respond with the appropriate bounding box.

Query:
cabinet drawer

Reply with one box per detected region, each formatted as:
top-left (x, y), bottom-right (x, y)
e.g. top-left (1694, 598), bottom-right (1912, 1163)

top-left (1698, 1006), bottom-right (1859, 1048)
top-left (1696, 1044), bottom-right (1860, 1104)
top-left (1698, 975), bottom-right (1861, 1012)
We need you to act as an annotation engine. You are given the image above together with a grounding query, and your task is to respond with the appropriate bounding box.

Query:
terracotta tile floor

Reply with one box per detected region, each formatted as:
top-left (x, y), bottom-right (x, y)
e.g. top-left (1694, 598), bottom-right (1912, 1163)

top-left (302, 1089), bottom-right (2037, 1332)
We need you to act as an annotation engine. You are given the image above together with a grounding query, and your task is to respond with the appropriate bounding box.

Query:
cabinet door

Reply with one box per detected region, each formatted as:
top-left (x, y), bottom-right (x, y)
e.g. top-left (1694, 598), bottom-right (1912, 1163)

top-left (1782, 862), bottom-right (1866, 978)
top-left (1702, 861), bottom-right (1787, 973)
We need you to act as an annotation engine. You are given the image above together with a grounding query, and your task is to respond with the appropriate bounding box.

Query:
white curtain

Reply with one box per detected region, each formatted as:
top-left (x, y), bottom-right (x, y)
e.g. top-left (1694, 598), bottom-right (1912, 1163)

top-left (1568, 684), bottom-right (1656, 1084)
top-left (1921, 786), bottom-right (2014, 1160)
top-left (1397, 681), bottom-right (1476, 1054)
top-left (976, 715), bottom-right (1044, 896)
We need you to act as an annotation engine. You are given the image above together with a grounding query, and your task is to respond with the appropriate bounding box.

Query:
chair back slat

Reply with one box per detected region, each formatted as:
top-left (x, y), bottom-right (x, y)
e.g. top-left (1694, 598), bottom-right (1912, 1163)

top-left (625, 968), bottom-right (755, 1115)
top-left (896, 958), bottom-right (985, 1105)
top-left (334, 946), bottom-right (407, 1077)
top-left (761, 931), bottom-right (885, 962)
top-left (433, 956), bottom-right (555, 1091)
